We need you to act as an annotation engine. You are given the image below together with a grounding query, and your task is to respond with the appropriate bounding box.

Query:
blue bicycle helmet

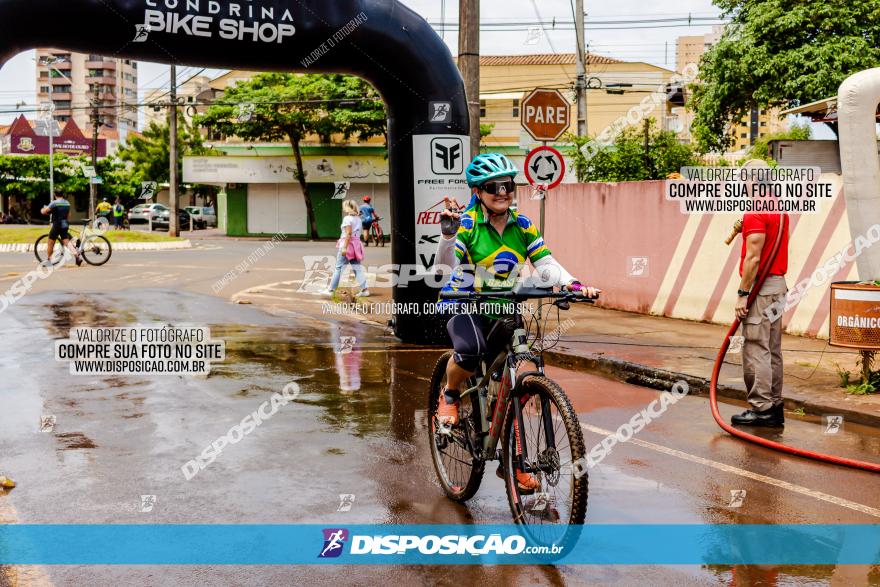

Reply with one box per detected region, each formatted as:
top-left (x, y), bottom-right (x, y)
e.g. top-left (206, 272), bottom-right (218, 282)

top-left (465, 153), bottom-right (518, 187)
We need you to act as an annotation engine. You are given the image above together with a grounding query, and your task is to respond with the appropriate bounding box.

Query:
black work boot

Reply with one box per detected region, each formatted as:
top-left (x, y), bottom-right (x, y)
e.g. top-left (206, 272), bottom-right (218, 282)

top-left (731, 406), bottom-right (784, 427)
top-left (771, 402), bottom-right (785, 424)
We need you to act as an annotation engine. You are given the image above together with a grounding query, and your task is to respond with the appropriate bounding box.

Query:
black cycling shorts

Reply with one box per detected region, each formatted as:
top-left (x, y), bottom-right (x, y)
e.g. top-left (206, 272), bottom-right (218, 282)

top-left (446, 313), bottom-right (515, 372)
top-left (48, 222), bottom-right (71, 241)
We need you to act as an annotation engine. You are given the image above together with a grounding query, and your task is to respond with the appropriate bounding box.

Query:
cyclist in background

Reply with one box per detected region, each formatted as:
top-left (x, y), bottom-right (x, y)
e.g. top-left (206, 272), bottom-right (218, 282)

top-left (95, 197), bottom-right (112, 221)
top-left (112, 198), bottom-right (126, 230)
top-left (40, 192), bottom-right (82, 266)
top-left (433, 153), bottom-right (599, 491)
top-left (359, 196), bottom-right (376, 243)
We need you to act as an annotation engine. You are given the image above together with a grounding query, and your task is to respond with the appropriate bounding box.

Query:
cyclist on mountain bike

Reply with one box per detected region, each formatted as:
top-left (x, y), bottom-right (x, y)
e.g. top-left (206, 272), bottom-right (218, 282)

top-left (433, 153), bottom-right (599, 491)
top-left (40, 192), bottom-right (82, 267)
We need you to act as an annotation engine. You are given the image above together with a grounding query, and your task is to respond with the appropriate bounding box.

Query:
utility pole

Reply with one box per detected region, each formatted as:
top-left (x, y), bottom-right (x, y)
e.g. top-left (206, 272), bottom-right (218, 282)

top-left (575, 0), bottom-right (587, 137)
top-left (89, 83), bottom-right (100, 217)
top-left (169, 65), bottom-right (179, 237)
top-left (459, 0), bottom-right (480, 157)
top-left (48, 79), bottom-right (55, 201)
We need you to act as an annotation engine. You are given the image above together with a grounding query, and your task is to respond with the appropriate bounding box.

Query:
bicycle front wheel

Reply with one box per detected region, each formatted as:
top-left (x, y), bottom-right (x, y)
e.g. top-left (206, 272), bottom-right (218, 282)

top-left (81, 235), bottom-right (112, 266)
top-left (428, 350), bottom-right (485, 502)
top-left (501, 375), bottom-right (588, 551)
top-left (33, 234), bottom-right (66, 265)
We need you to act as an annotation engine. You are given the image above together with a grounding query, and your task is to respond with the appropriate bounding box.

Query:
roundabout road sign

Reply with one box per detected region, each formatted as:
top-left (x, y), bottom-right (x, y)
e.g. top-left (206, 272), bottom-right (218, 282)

top-left (524, 146), bottom-right (566, 189)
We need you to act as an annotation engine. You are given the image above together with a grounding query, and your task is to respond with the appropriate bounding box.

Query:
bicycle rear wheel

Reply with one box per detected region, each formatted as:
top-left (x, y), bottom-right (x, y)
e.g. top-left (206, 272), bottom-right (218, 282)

top-left (33, 234), bottom-right (67, 265)
top-left (501, 375), bottom-right (587, 552)
top-left (428, 350), bottom-right (485, 502)
top-left (81, 234), bottom-right (112, 266)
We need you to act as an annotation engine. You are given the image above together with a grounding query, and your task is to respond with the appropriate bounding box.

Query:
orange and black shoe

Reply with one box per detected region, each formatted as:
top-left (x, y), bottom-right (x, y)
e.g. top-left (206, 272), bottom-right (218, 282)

top-left (437, 388), bottom-right (460, 427)
top-left (496, 464), bottom-right (540, 495)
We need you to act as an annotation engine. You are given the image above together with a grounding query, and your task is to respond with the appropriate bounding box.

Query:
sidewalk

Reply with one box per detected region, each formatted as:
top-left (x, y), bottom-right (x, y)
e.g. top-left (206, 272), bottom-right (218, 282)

top-left (545, 304), bottom-right (880, 429)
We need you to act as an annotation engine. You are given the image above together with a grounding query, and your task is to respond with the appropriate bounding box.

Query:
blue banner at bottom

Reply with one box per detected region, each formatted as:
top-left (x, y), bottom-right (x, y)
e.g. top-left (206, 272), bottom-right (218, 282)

top-left (0, 524), bottom-right (878, 565)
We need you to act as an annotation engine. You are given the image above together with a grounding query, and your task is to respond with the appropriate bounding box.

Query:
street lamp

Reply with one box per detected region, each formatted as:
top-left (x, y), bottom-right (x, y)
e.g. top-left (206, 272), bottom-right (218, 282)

top-left (37, 56), bottom-right (73, 202)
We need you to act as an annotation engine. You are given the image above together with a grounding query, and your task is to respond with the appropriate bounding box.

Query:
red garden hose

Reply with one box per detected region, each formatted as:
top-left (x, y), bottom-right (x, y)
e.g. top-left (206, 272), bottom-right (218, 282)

top-left (709, 215), bottom-right (880, 473)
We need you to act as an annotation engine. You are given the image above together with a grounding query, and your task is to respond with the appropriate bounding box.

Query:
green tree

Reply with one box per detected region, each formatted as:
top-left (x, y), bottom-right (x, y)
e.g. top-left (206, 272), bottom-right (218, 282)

top-left (0, 154), bottom-right (91, 209)
top-left (690, 0), bottom-right (880, 153)
top-left (196, 73), bottom-right (387, 239)
top-left (117, 118), bottom-right (217, 193)
top-left (565, 120), bottom-right (698, 182)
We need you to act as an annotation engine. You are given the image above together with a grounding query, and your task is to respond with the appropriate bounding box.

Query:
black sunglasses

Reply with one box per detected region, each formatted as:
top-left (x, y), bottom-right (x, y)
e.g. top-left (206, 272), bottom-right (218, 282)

top-left (480, 179), bottom-right (516, 195)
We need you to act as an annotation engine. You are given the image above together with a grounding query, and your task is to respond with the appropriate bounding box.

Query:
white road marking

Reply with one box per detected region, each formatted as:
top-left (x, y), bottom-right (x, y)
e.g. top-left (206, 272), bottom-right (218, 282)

top-left (580, 422), bottom-right (880, 518)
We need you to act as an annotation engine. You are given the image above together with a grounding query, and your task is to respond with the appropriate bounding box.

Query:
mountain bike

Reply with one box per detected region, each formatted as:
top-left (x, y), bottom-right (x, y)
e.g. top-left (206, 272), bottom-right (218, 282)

top-left (429, 286), bottom-right (595, 552)
top-left (363, 216), bottom-right (384, 247)
top-left (34, 218), bottom-right (112, 266)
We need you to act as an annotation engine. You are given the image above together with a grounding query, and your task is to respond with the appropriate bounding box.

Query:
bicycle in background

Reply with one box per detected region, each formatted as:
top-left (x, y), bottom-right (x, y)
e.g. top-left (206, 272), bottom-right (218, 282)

top-left (34, 218), bottom-right (112, 266)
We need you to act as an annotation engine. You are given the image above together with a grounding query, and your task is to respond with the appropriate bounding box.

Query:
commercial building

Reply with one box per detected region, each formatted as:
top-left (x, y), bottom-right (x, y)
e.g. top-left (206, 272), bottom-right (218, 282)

top-left (35, 49), bottom-right (139, 141)
top-left (0, 114), bottom-right (109, 157)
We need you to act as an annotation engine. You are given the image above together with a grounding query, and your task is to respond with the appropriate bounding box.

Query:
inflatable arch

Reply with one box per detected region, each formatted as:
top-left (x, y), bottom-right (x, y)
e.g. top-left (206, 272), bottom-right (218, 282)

top-left (0, 0), bottom-right (471, 342)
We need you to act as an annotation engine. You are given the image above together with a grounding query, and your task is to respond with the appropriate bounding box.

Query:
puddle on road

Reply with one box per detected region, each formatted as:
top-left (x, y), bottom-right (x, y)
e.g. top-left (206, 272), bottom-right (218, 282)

top-left (0, 290), bottom-right (876, 585)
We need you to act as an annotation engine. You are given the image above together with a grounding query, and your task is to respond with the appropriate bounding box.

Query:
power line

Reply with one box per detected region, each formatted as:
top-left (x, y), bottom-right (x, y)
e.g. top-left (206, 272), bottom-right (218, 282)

top-left (0, 96), bottom-right (383, 116)
top-left (528, 0), bottom-right (573, 83)
top-left (145, 67), bottom-right (208, 105)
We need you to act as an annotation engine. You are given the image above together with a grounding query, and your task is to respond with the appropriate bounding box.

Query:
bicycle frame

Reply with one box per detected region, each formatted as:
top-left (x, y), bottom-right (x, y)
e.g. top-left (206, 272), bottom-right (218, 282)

top-left (458, 311), bottom-right (544, 464)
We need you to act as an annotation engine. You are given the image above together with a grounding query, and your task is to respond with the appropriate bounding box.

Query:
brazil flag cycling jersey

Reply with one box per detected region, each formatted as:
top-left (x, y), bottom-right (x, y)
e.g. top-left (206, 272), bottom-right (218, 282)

top-left (438, 204), bottom-right (551, 318)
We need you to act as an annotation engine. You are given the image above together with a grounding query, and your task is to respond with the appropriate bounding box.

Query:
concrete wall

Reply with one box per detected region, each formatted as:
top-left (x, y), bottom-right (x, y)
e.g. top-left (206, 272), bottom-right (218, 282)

top-left (516, 176), bottom-right (854, 338)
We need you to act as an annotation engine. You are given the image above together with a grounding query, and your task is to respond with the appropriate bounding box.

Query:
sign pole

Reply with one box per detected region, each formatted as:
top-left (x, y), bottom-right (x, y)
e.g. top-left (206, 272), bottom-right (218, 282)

top-left (539, 140), bottom-right (547, 237)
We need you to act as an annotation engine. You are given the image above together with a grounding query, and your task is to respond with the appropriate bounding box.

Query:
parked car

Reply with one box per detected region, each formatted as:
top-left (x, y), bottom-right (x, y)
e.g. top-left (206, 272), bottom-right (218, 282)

top-left (152, 208), bottom-right (206, 231)
top-left (129, 203), bottom-right (167, 224)
top-left (184, 206), bottom-right (217, 227)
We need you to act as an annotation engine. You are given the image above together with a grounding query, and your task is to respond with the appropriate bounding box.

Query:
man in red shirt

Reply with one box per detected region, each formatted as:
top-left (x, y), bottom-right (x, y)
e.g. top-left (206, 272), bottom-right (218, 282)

top-left (732, 208), bottom-right (789, 427)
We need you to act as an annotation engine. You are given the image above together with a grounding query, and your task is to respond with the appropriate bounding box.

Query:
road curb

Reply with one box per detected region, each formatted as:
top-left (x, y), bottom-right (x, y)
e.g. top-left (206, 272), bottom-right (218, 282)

top-left (544, 349), bottom-right (880, 430)
top-left (0, 240), bottom-right (192, 253)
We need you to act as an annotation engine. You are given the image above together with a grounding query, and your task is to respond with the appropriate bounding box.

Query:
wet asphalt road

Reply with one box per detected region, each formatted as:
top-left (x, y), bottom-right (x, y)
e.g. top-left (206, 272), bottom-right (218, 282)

top-left (1, 242), bottom-right (880, 586)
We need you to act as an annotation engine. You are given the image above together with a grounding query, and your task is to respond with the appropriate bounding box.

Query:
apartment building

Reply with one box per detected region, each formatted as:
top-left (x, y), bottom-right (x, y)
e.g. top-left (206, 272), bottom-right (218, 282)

top-left (675, 26), bottom-right (787, 151)
top-left (35, 49), bottom-right (139, 141)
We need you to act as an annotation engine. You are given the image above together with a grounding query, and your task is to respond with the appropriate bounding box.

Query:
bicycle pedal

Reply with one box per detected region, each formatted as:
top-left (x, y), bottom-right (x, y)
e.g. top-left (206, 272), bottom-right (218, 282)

top-left (437, 421), bottom-right (453, 436)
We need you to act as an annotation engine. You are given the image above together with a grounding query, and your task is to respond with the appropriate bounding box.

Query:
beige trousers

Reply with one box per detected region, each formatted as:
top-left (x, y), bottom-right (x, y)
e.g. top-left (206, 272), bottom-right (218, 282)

top-left (741, 275), bottom-right (787, 412)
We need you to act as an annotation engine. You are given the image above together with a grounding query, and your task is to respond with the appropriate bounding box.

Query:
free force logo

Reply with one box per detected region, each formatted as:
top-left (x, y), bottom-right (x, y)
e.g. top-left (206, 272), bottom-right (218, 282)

top-left (319, 528), bottom-right (349, 558)
top-left (431, 138), bottom-right (464, 175)
top-left (414, 135), bottom-right (470, 275)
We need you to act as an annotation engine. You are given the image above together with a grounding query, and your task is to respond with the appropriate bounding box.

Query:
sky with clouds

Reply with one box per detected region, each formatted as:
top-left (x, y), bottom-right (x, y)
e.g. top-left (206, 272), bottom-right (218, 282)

top-left (0, 0), bottom-right (722, 125)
